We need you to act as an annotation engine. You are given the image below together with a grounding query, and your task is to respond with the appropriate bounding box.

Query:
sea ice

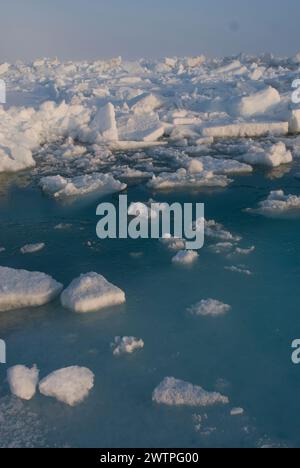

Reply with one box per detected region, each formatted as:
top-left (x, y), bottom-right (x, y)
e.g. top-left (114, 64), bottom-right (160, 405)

top-left (289, 110), bottom-right (300, 134)
top-left (91, 103), bottom-right (118, 141)
top-left (7, 365), bottom-right (39, 401)
top-left (202, 122), bottom-right (288, 139)
top-left (0, 266), bottom-right (63, 312)
top-left (148, 169), bottom-right (231, 191)
top-left (237, 87), bottom-right (280, 117)
top-left (20, 243), bottom-right (45, 254)
top-left (247, 190), bottom-right (300, 217)
top-left (39, 366), bottom-right (94, 406)
top-left (111, 337), bottom-right (144, 356)
top-left (187, 299), bottom-right (231, 317)
top-left (40, 173), bottom-right (126, 199)
top-left (172, 250), bottom-right (199, 265)
top-left (204, 219), bottom-right (241, 242)
top-left (153, 377), bottom-right (229, 407)
top-left (118, 113), bottom-right (165, 142)
top-left (61, 272), bottom-right (126, 313)
top-left (239, 142), bottom-right (292, 168)
top-left (230, 407), bottom-right (244, 416)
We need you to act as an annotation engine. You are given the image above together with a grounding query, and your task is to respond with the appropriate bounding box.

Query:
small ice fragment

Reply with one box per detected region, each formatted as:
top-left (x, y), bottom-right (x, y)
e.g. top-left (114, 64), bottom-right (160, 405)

top-left (20, 243), bottom-right (45, 254)
top-left (230, 407), bottom-right (244, 416)
top-left (153, 377), bottom-right (229, 407)
top-left (61, 272), bottom-right (126, 313)
top-left (111, 337), bottom-right (144, 356)
top-left (187, 299), bottom-right (231, 317)
top-left (39, 366), bottom-right (94, 406)
top-left (7, 365), bottom-right (39, 401)
top-left (172, 250), bottom-right (199, 265)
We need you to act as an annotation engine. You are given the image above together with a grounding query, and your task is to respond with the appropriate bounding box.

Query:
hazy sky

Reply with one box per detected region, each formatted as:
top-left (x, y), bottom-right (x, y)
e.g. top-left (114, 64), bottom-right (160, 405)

top-left (1, 0), bottom-right (299, 61)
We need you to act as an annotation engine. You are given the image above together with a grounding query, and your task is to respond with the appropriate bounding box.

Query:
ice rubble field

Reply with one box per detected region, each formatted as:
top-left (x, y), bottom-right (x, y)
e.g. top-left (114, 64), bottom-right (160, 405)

top-left (2, 54), bottom-right (300, 447)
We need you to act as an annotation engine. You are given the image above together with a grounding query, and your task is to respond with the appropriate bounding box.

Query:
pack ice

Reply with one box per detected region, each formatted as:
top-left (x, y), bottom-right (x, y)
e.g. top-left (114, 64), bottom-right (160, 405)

top-left (61, 272), bottom-right (126, 313)
top-left (153, 377), bottom-right (229, 407)
top-left (112, 336), bottom-right (144, 356)
top-left (0, 267), bottom-right (63, 311)
top-left (7, 365), bottom-right (39, 401)
top-left (39, 366), bottom-right (94, 406)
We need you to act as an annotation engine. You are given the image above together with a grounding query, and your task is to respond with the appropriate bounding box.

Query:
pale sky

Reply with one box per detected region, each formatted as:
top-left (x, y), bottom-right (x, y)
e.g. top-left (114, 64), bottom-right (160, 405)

top-left (0, 0), bottom-right (299, 61)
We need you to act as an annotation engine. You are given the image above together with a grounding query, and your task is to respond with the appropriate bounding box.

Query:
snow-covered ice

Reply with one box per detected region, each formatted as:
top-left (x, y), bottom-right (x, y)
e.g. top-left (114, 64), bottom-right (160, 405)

top-left (239, 142), bottom-right (292, 168)
top-left (91, 103), bottom-right (118, 141)
top-left (7, 365), bottom-right (39, 401)
top-left (61, 272), bottom-right (126, 313)
top-left (148, 169), bottom-right (231, 191)
top-left (187, 299), bottom-right (231, 317)
top-left (237, 87), bottom-right (281, 117)
top-left (153, 377), bottom-right (229, 407)
top-left (40, 173), bottom-right (126, 199)
top-left (0, 267), bottom-right (63, 312)
top-left (20, 243), bottom-right (45, 254)
top-left (39, 366), bottom-right (94, 406)
top-left (111, 337), bottom-right (144, 356)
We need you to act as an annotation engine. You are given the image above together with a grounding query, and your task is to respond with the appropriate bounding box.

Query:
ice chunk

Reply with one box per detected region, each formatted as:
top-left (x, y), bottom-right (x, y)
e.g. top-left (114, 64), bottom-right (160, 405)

top-left (130, 93), bottom-right (164, 114)
top-left (111, 336), bottom-right (144, 356)
top-left (289, 109), bottom-right (300, 134)
top-left (0, 63), bottom-right (9, 75)
top-left (153, 377), bottom-right (229, 407)
top-left (39, 366), bottom-right (94, 406)
top-left (40, 173), bottom-right (126, 199)
top-left (172, 250), bottom-right (199, 265)
top-left (204, 219), bottom-right (241, 242)
top-left (148, 169), bottom-right (231, 191)
top-left (0, 146), bottom-right (36, 173)
top-left (91, 103), bottom-right (118, 141)
top-left (187, 156), bottom-right (252, 175)
top-left (239, 142), bottom-right (292, 168)
top-left (215, 60), bottom-right (247, 76)
top-left (247, 190), bottom-right (300, 217)
top-left (225, 266), bottom-right (252, 276)
top-left (160, 235), bottom-right (186, 252)
top-left (0, 266), bottom-right (63, 312)
top-left (61, 272), bottom-right (126, 313)
top-left (203, 122), bottom-right (288, 139)
top-left (7, 365), bottom-right (39, 401)
top-left (118, 113), bottom-right (165, 142)
top-left (238, 87), bottom-right (280, 117)
top-left (187, 299), bottom-right (231, 317)
top-left (20, 243), bottom-right (45, 254)
top-left (231, 407), bottom-right (244, 416)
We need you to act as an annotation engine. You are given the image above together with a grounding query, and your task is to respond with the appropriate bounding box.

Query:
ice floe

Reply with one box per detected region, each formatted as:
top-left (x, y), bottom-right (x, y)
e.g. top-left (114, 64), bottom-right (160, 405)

top-left (187, 299), bottom-right (231, 317)
top-left (153, 377), bottom-right (229, 407)
top-left (7, 365), bottom-right (39, 401)
top-left (148, 169), bottom-right (231, 191)
top-left (61, 272), bottom-right (126, 313)
top-left (39, 366), bottom-right (94, 406)
top-left (247, 190), bottom-right (300, 217)
top-left (20, 243), bottom-right (45, 254)
top-left (0, 266), bottom-right (63, 311)
top-left (111, 337), bottom-right (144, 356)
top-left (172, 250), bottom-right (199, 265)
top-left (237, 87), bottom-right (281, 118)
top-left (40, 173), bottom-right (126, 199)
top-left (239, 142), bottom-right (292, 168)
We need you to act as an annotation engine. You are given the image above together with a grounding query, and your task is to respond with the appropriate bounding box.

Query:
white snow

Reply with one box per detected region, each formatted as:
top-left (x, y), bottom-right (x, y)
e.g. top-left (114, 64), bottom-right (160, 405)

top-left (7, 365), bottom-right (39, 401)
top-left (153, 377), bottom-right (229, 407)
top-left (187, 299), bottom-right (231, 317)
top-left (172, 250), bottom-right (199, 265)
top-left (20, 243), bottom-right (45, 254)
top-left (39, 366), bottom-right (94, 406)
top-left (111, 336), bottom-right (144, 356)
top-left (40, 173), bottom-right (126, 199)
top-left (61, 272), bottom-right (126, 313)
top-left (237, 87), bottom-right (280, 117)
top-left (0, 266), bottom-right (63, 312)
top-left (247, 190), bottom-right (300, 217)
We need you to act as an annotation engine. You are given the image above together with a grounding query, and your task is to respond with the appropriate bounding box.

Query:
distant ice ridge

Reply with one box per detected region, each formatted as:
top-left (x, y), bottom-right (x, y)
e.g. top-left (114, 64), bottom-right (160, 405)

top-left (20, 243), bottom-right (45, 254)
top-left (187, 299), bottom-right (231, 317)
top-left (40, 173), bottom-right (126, 199)
top-left (111, 337), bottom-right (144, 356)
top-left (39, 367), bottom-right (94, 406)
top-left (61, 272), bottom-right (126, 313)
top-left (153, 377), bottom-right (229, 407)
top-left (0, 266), bottom-right (63, 312)
top-left (247, 190), bottom-right (300, 217)
top-left (7, 366), bottom-right (39, 401)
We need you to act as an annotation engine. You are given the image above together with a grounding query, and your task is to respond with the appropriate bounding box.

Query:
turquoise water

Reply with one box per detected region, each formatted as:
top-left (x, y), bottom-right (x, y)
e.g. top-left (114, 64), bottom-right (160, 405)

top-left (1, 164), bottom-right (300, 448)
